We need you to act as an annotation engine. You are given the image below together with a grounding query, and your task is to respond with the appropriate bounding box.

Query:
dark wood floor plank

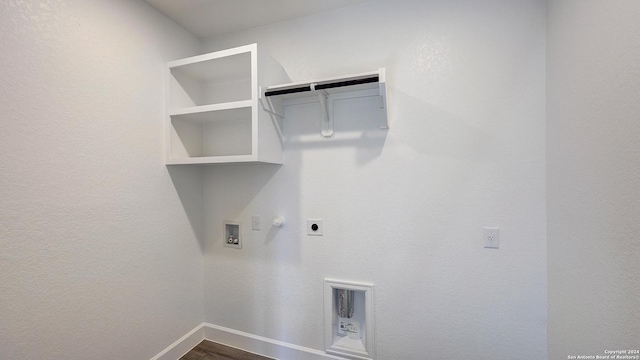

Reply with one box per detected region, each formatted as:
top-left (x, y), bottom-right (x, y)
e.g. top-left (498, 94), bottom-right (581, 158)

top-left (180, 340), bottom-right (275, 360)
top-left (179, 350), bottom-right (204, 360)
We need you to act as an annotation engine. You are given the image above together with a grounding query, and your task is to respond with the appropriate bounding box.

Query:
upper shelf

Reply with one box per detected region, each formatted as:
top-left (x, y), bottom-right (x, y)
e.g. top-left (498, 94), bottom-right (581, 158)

top-left (168, 46), bottom-right (252, 110)
top-left (264, 68), bottom-right (388, 133)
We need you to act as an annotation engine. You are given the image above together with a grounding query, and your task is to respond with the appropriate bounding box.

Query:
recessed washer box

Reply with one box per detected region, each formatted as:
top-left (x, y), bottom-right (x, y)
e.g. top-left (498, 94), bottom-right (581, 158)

top-left (324, 279), bottom-right (374, 360)
top-left (224, 221), bottom-right (241, 249)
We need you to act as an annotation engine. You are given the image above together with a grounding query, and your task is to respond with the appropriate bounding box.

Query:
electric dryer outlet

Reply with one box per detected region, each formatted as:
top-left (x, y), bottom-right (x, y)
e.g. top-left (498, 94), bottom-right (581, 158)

top-left (307, 219), bottom-right (323, 236)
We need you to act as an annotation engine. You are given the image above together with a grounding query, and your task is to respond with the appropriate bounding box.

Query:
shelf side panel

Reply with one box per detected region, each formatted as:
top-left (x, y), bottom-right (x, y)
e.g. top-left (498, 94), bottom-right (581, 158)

top-left (170, 70), bottom-right (203, 109)
top-left (202, 117), bottom-right (252, 157)
top-left (256, 46), bottom-right (290, 164)
top-left (171, 117), bottom-right (204, 158)
top-left (201, 79), bottom-right (251, 106)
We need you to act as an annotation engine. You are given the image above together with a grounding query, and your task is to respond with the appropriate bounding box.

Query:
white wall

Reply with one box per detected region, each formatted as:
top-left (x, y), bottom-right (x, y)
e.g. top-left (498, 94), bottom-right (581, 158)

top-left (0, 1), bottom-right (204, 359)
top-left (547, 0), bottom-right (640, 358)
top-left (202, 1), bottom-right (547, 359)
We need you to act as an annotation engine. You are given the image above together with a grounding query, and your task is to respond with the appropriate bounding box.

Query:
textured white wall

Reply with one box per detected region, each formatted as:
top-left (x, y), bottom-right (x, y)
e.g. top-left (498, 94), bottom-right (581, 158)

top-left (202, 1), bottom-right (547, 359)
top-left (547, 0), bottom-right (640, 358)
top-left (0, 1), bottom-right (204, 359)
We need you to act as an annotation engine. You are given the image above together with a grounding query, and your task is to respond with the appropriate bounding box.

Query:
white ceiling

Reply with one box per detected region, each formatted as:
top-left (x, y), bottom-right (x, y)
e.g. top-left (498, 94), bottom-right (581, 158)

top-left (144, 0), bottom-right (368, 38)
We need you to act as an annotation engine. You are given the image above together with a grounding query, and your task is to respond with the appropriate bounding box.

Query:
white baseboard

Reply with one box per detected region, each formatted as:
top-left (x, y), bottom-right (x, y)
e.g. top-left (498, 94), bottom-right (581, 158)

top-left (151, 324), bottom-right (205, 360)
top-left (151, 322), bottom-right (347, 360)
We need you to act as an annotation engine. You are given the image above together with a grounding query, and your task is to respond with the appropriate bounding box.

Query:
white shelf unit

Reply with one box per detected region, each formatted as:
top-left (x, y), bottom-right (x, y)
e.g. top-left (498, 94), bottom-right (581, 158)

top-left (264, 68), bottom-right (388, 137)
top-left (166, 43), bottom-right (288, 165)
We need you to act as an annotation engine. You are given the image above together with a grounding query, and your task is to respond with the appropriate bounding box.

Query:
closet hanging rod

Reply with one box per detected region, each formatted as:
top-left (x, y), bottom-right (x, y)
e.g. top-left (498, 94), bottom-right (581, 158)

top-left (264, 85), bottom-right (312, 97)
top-left (264, 75), bottom-right (379, 97)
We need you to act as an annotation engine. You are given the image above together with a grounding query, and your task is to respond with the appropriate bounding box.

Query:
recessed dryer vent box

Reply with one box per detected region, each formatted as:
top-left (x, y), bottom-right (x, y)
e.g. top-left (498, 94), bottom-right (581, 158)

top-left (223, 221), bottom-right (241, 249)
top-left (324, 279), bottom-right (374, 360)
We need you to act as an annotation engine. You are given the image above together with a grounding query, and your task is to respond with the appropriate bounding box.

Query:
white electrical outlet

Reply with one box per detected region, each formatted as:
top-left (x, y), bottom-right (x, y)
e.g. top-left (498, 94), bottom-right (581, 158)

top-left (307, 219), bottom-right (323, 236)
top-left (484, 227), bottom-right (499, 249)
top-left (252, 215), bottom-right (261, 231)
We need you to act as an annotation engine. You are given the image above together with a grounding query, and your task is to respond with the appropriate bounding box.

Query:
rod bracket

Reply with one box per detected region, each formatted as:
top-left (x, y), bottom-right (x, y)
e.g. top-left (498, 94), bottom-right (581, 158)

top-left (310, 84), bottom-right (333, 138)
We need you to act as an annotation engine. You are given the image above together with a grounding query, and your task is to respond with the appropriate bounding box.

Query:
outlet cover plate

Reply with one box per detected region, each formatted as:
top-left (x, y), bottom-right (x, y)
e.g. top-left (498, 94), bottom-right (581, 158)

top-left (252, 215), bottom-right (261, 231)
top-left (484, 227), bottom-right (499, 249)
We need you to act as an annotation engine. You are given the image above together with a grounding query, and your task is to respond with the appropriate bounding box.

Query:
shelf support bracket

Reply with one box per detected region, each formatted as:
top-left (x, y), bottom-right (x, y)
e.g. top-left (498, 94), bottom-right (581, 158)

top-left (312, 84), bottom-right (333, 138)
top-left (378, 68), bottom-right (389, 129)
top-left (259, 87), bottom-right (284, 142)
top-left (259, 87), bottom-right (284, 119)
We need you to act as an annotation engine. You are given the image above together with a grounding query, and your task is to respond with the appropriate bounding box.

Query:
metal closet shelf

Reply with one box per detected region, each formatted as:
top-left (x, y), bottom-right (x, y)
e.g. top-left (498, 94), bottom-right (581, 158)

top-left (262, 68), bottom-right (388, 137)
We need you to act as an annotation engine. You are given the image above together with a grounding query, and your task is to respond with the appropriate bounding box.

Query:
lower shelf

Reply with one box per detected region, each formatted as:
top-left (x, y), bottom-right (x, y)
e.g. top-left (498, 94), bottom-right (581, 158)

top-left (166, 102), bottom-right (283, 165)
top-left (166, 155), bottom-right (282, 165)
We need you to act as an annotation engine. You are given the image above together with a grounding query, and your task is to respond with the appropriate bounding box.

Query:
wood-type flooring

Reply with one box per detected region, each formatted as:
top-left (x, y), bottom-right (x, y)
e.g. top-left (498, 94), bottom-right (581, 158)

top-left (180, 340), bottom-right (275, 360)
